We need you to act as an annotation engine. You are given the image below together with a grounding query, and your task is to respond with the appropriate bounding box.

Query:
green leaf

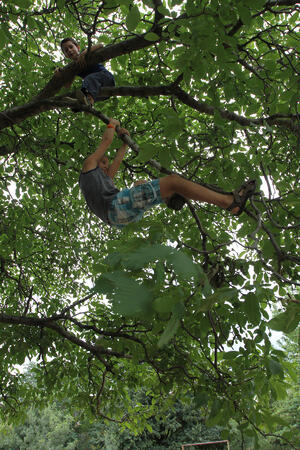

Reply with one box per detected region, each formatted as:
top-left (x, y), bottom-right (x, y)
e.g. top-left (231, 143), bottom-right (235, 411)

top-left (167, 250), bottom-right (199, 280)
top-left (268, 309), bottom-right (300, 333)
top-left (261, 239), bottom-right (277, 260)
top-left (126, 6), bottom-right (140, 31)
top-left (0, 28), bottom-right (9, 45)
top-left (237, 4), bottom-right (252, 26)
top-left (267, 358), bottom-right (284, 378)
top-left (136, 143), bottom-right (157, 162)
top-left (144, 32), bottom-right (160, 42)
top-left (157, 302), bottom-right (184, 347)
top-left (157, 5), bottom-right (170, 16)
top-left (195, 391), bottom-right (209, 407)
top-left (11, 0), bottom-right (32, 7)
top-left (158, 148), bottom-right (172, 168)
top-left (251, 0), bottom-right (266, 7)
top-left (242, 293), bottom-right (261, 325)
top-left (282, 361), bottom-right (298, 382)
top-left (153, 289), bottom-right (182, 313)
top-left (161, 108), bottom-right (184, 137)
top-left (154, 261), bottom-right (165, 286)
top-left (93, 276), bottom-right (114, 296)
top-left (105, 252), bottom-right (122, 268)
top-left (272, 381), bottom-right (287, 400)
top-left (56, 0), bottom-right (65, 8)
top-left (157, 315), bottom-right (180, 347)
top-left (110, 272), bottom-right (153, 316)
top-left (206, 399), bottom-right (224, 426)
top-left (94, 271), bottom-right (153, 316)
top-left (222, 351), bottom-right (240, 360)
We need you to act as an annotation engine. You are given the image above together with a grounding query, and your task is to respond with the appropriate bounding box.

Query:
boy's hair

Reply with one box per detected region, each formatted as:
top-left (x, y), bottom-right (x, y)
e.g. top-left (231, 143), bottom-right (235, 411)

top-left (60, 37), bottom-right (79, 49)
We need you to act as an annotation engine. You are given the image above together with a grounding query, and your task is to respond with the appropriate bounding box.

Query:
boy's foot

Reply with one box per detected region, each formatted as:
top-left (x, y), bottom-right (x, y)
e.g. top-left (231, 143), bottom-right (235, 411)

top-left (86, 94), bottom-right (94, 107)
top-left (226, 180), bottom-right (256, 216)
top-left (75, 89), bottom-right (91, 106)
top-left (73, 90), bottom-right (94, 114)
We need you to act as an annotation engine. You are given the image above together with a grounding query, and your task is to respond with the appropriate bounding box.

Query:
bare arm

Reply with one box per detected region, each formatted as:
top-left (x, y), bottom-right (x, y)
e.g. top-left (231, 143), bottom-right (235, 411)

top-left (64, 76), bottom-right (76, 89)
top-left (81, 119), bottom-right (120, 173)
top-left (54, 67), bottom-right (76, 88)
top-left (107, 128), bottom-right (130, 180)
top-left (77, 43), bottom-right (104, 69)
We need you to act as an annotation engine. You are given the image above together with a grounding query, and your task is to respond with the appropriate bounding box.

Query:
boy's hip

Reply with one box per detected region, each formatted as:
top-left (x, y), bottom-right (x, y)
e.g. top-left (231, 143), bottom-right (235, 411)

top-left (107, 180), bottom-right (162, 226)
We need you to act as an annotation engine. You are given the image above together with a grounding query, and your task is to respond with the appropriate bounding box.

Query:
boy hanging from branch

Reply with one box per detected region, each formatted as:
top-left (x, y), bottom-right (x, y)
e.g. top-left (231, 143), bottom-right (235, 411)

top-left (79, 118), bottom-right (256, 229)
top-left (54, 37), bottom-right (115, 107)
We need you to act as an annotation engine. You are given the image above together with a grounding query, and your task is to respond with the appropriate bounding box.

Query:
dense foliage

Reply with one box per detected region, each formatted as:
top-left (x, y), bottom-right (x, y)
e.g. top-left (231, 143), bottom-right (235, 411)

top-left (0, 0), bottom-right (299, 448)
top-left (0, 389), bottom-right (223, 449)
top-left (0, 331), bottom-right (299, 450)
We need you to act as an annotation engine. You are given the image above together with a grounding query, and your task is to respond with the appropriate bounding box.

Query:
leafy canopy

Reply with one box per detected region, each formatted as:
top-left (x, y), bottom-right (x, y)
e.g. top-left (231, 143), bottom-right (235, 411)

top-left (0, 0), bottom-right (299, 448)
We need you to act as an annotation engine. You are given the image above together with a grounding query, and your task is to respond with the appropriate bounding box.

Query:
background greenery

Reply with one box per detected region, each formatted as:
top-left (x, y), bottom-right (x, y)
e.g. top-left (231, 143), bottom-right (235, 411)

top-left (0, 0), bottom-right (299, 448)
top-left (0, 327), bottom-right (298, 449)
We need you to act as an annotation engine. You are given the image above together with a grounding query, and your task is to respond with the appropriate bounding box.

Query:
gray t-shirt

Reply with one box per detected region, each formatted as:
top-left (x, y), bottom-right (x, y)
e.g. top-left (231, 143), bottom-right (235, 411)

top-left (79, 167), bottom-right (119, 223)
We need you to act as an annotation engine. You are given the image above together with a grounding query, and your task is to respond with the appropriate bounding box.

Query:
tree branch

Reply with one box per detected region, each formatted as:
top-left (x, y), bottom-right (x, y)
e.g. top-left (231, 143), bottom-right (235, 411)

top-left (1, 85), bottom-right (298, 134)
top-left (0, 313), bottom-right (129, 364)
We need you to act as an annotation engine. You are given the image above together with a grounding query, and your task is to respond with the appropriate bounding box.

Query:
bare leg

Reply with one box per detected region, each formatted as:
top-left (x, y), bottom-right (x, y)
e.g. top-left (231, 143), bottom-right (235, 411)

top-left (159, 174), bottom-right (241, 214)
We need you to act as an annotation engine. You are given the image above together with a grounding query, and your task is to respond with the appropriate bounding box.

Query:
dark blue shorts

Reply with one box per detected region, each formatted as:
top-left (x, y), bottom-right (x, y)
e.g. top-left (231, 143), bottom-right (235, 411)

top-left (82, 70), bottom-right (115, 101)
top-left (108, 180), bottom-right (163, 228)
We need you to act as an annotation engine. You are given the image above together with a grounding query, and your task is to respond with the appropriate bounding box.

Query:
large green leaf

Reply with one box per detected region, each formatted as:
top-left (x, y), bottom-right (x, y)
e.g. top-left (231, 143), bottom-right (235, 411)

top-left (152, 288), bottom-right (183, 313)
top-left (166, 250), bottom-right (200, 280)
top-left (157, 301), bottom-right (185, 347)
top-left (268, 307), bottom-right (300, 333)
top-left (95, 272), bottom-right (153, 316)
top-left (126, 6), bottom-right (140, 31)
top-left (242, 293), bottom-right (261, 326)
top-left (144, 32), bottom-right (160, 42)
top-left (136, 143), bottom-right (157, 162)
top-left (10, 0), bottom-right (32, 8)
top-left (266, 358), bottom-right (284, 379)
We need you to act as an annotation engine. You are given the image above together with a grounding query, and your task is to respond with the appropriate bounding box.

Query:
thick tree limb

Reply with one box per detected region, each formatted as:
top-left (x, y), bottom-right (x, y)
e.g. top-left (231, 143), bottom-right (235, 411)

top-left (97, 85), bottom-right (299, 133)
top-left (1, 85), bottom-right (298, 134)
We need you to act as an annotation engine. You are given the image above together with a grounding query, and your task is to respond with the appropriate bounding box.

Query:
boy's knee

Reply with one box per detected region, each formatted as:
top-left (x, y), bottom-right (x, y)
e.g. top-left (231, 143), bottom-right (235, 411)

top-left (167, 174), bottom-right (181, 188)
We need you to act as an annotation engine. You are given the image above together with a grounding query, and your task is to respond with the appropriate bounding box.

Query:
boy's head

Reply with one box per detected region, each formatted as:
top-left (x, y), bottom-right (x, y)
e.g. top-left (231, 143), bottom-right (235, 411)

top-left (98, 156), bottom-right (110, 174)
top-left (61, 38), bottom-right (80, 60)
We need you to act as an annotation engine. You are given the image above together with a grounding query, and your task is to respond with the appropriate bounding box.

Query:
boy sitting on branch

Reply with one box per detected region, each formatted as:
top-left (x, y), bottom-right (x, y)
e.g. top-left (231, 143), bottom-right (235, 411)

top-left (55, 37), bottom-right (115, 107)
top-left (79, 118), bottom-right (256, 229)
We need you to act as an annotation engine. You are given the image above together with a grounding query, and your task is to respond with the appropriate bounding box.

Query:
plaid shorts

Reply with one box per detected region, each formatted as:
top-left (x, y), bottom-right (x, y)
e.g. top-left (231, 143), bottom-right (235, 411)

top-left (107, 179), bottom-right (162, 228)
